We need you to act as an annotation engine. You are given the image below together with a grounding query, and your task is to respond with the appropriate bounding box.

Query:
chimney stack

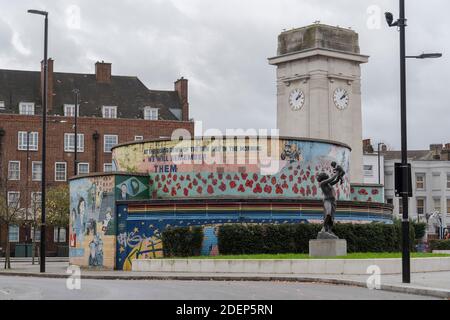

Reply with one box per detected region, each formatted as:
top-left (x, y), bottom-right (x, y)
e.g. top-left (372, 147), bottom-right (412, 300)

top-left (362, 139), bottom-right (374, 153)
top-left (95, 61), bottom-right (112, 83)
top-left (174, 77), bottom-right (189, 121)
top-left (41, 58), bottom-right (54, 111)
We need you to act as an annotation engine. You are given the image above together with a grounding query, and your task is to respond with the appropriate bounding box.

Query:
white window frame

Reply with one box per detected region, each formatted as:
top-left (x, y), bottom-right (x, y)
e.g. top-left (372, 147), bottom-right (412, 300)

top-left (103, 163), bottom-right (113, 173)
top-left (64, 104), bottom-right (79, 117)
top-left (64, 133), bottom-right (84, 152)
top-left (415, 173), bottom-right (426, 190)
top-left (104, 134), bottom-right (118, 153)
top-left (18, 131), bottom-right (38, 151)
top-left (77, 162), bottom-right (90, 175)
top-left (134, 135), bottom-right (144, 141)
top-left (447, 173), bottom-right (450, 189)
top-left (416, 198), bottom-right (425, 216)
top-left (102, 106), bottom-right (117, 119)
top-left (19, 102), bottom-right (35, 115)
top-left (31, 192), bottom-right (42, 209)
top-left (9, 225), bottom-right (20, 243)
top-left (55, 162), bottom-right (67, 182)
top-left (433, 197), bottom-right (441, 213)
top-left (32, 161), bottom-right (42, 181)
top-left (8, 161), bottom-right (20, 181)
top-left (0, 101), bottom-right (5, 110)
top-left (144, 107), bottom-right (158, 120)
top-left (7, 191), bottom-right (20, 208)
top-left (53, 227), bottom-right (67, 243)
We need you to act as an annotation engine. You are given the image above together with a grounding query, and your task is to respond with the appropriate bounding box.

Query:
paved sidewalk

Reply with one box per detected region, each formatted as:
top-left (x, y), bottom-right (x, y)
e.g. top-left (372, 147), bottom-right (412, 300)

top-left (0, 261), bottom-right (449, 299)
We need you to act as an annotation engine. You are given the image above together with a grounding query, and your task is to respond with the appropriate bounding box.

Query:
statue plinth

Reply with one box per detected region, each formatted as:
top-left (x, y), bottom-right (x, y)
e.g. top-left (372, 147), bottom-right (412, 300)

top-left (309, 239), bottom-right (347, 257)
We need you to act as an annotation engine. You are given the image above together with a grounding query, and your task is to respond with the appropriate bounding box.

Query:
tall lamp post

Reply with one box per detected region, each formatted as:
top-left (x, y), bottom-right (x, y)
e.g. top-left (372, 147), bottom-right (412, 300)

top-left (28, 9), bottom-right (48, 273)
top-left (73, 89), bottom-right (80, 175)
top-left (385, 0), bottom-right (442, 283)
top-left (377, 143), bottom-right (385, 185)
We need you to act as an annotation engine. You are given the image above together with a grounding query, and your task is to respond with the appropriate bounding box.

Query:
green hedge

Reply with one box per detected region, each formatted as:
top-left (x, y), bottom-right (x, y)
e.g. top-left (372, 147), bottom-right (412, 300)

top-left (430, 240), bottom-right (450, 251)
top-left (162, 227), bottom-right (203, 257)
top-left (218, 222), bottom-right (417, 255)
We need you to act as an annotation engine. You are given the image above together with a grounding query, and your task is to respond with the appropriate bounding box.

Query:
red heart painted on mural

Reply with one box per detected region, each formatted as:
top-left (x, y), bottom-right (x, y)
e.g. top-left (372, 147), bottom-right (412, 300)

top-left (245, 179), bottom-right (254, 188)
top-left (180, 175), bottom-right (185, 181)
top-left (294, 170), bottom-right (299, 176)
top-left (234, 174), bottom-right (240, 181)
top-left (293, 184), bottom-right (299, 194)
top-left (260, 176), bottom-right (267, 184)
top-left (149, 179), bottom-right (154, 185)
top-left (306, 186), bottom-right (311, 196)
top-left (158, 182), bottom-right (162, 189)
top-left (241, 173), bottom-right (248, 180)
top-left (171, 187), bottom-right (177, 196)
top-left (297, 177), bottom-right (302, 184)
top-left (208, 173), bottom-right (214, 179)
top-left (202, 179), bottom-right (207, 185)
top-left (280, 174), bottom-right (287, 180)
top-left (197, 186), bottom-right (203, 194)
top-left (163, 185), bottom-right (169, 193)
top-left (193, 179), bottom-right (198, 186)
top-left (300, 187), bottom-right (305, 196)
top-left (168, 173), bottom-right (172, 179)
top-left (253, 173), bottom-right (258, 182)
top-left (264, 185), bottom-right (272, 194)
top-left (282, 182), bottom-right (289, 189)
top-left (219, 182), bottom-right (227, 192)
top-left (161, 175), bottom-right (166, 182)
top-left (207, 185), bottom-right (214, 194)
top-left (188, 182), bottom-right (193, 189)
top-left (310, 175), bottom-right (315, 183)
top-left (218, 173), bottom-right (223, 180)
top-left (238, 184), bottom-right (246, 192)
top-left (173, 174), bottom-right (178, 181)
top-left (312, 185), bottom-right (317, 196)
top-left (271, 177), bottom-right (277, 185)
top-left (230, 181), bottom-right (237, 189)
top-left (167, 180), bottom-right (172, 185)
top-left (186, 175), bottom-right (191, 181)
top-left (289, 175), bottom-right (293, 182)
top-left (226, 174), bottom-right (232, 180)
top-left (183, 188), bottom-right (189, 196)
top-left (196, 173), bottom-right (202, 180)
top-left (212, 179), bottom-right (218, 186)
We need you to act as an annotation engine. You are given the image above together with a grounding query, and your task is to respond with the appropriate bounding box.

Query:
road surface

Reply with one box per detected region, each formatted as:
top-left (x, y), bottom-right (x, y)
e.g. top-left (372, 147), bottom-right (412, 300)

top-left (0, 276), bottom-right (438, 300)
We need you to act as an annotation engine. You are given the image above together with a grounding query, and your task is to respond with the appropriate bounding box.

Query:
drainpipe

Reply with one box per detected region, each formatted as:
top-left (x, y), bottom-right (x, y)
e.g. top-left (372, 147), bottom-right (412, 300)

top-left (93, 131), bottom-right (100, 172)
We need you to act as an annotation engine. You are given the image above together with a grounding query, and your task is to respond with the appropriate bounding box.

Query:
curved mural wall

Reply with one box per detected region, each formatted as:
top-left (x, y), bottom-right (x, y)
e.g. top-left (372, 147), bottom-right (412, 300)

top-left (112, 137), bottom-right (352, 201)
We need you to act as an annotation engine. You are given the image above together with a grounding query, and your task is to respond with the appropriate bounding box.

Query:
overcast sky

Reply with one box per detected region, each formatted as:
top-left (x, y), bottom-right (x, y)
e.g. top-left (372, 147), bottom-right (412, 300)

top-left (0, 0), bottom-right (448, 150)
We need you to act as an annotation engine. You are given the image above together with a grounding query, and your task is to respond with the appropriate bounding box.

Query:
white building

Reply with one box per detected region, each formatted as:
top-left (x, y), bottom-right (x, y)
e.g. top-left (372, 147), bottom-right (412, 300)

top-left (364, 141), bottom-right (450, 229)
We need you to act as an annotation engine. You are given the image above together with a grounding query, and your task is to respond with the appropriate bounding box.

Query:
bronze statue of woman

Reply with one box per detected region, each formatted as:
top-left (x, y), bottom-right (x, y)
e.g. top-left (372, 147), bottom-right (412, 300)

top-left (316, 170), bottom-right (341, 239)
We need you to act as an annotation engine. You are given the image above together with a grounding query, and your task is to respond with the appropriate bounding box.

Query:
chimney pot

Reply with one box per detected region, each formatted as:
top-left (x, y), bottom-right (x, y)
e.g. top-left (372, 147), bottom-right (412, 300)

top-left (95, 61), bottom-right (112, 83)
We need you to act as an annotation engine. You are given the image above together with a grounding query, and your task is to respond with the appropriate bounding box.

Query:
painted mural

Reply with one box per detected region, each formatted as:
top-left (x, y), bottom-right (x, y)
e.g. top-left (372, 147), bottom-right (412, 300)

top-left (115, 175), bottom-right (149, 201)
top-left (69, 175), bottom-right (116, 269)
top-left (112, 138), bottom-right (352, 201)
top-left (350, 185), bottom-right (384, 203)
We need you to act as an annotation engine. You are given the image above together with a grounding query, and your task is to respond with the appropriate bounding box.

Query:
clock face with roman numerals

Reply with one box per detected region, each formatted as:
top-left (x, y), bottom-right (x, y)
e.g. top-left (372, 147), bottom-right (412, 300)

top-left (333, 88), bottom-right (349, 110)
top-left (289, 89), bottom-right (305, 111)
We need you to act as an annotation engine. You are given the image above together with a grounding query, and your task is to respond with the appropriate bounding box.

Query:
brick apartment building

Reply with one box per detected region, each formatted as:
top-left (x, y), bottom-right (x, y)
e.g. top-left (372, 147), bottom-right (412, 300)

top-left (0, 59), bottom-right (194, 256)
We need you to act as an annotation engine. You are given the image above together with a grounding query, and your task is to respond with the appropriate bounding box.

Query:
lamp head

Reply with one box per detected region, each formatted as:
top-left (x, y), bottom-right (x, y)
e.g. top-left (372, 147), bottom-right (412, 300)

top-left (385, 12), bottom-right (398, 27)
top-left (27, 9), bottom-right (48, 16)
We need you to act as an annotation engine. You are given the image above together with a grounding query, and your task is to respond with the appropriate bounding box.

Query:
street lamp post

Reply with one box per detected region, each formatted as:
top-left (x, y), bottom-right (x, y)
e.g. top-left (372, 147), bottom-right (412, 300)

top-left (385, 0), bottom-right (442, 284)
top-left (28, 9), bottom-right (48, 273)
top-left (377, 143), bottom-right (385, 185)
top-left (73, 89), bottom-right (80, 176)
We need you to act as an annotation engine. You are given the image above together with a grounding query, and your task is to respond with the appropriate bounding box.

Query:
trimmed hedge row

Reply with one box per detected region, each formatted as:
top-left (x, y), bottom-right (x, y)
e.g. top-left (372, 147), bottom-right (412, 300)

top-left (162, 227), bottom-right (203, 257)
top-left (217, 222), bottom-right (417, 255)
top-left (430, 240), bottom-right (450, 251)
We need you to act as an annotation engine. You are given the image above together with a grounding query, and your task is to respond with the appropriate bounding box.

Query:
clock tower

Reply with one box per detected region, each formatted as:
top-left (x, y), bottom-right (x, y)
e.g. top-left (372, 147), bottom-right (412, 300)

top-left (268, 24), bottom-right (369, 183)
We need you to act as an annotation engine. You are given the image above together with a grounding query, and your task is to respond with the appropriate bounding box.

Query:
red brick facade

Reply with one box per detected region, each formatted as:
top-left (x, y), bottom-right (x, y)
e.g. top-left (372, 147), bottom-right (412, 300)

top-left (0, 114), bottom-right (194, 256)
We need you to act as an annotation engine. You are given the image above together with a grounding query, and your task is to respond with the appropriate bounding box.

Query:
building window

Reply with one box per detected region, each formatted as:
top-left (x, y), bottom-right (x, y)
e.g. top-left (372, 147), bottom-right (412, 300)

top-left (102, 106), bottom-right (117, 119)
top-left (18, 131), bottom-right (38, 151)
top-left (32, 161), bottom-right (42, 181)
top-left (363, 165), bottom-right (374, 177)
top-left (447, 173), bottom-right (450, 189)
top-left (104, 135), bottom-right (118, 153)
top-left (30, 227), bottom-right (41, 241)
top-left (54, 228), bottom-right (67, 243)
top-left (78, 163), bottom-right (90, 175)
top-left (144, 107), bottom-right (158, 120)
top-left (434, 198), bottom-right (441, 213)
top-left (9, 225), bottom-right (19, 243)
top-left (134, 136), bottom-right (144, 141)
top-left (55, 162), bottom-right (67, 181)
top-left (447, 199), bottom-right (450, 215)
top-left (0, 101), bottom-right (5, 110)
top-left (415, 173), bottom-right (426, 190)
top-left (64, 133), bottom-right (84, 152)
top-left (64, 104), bottom-right (79, 117)
top-left (417, 198), bottom-right (425, 216)
top-left (31, 192), bottom-right (41, 209)
top-left (103, 163), bottom-right (113, 172)
top-left (7, 191), bottom-right (20, 208)
top-left (19, 102), bottom-right (35, 115)
top-left (386, 198), bottom-right (393, 205)
top-left (8, 161), bottom-right (20, 180)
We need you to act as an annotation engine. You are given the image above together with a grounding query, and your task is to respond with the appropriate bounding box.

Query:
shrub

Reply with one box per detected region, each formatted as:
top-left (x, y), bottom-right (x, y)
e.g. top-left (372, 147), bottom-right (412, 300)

top-left (218, 222), bottom-right (416, 255)
top-left (162, 226), bottom-right (203, 257)
top-left (429, 240), bottom-right (450, 251)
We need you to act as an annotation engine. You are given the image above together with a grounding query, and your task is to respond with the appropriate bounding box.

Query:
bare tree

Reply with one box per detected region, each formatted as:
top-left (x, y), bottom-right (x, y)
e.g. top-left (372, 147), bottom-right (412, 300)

top-left (47, 184), bottom-right (69, 249)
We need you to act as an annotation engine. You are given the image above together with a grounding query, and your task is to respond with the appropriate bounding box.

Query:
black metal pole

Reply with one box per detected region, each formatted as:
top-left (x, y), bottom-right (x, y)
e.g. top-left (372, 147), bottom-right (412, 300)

top-left (74, 90), bottom-right (79, 175)
top-left (399, 0), bottom-right (410, 284)
top-left (377, 143), bottom-right (381, 185)
top-left (40, 13), bottom-right (48, 273)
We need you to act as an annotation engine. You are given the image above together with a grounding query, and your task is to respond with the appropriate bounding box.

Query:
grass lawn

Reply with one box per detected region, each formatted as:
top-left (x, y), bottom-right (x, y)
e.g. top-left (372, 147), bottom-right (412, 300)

top-left (182, 252), bottom-right (450, 260)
